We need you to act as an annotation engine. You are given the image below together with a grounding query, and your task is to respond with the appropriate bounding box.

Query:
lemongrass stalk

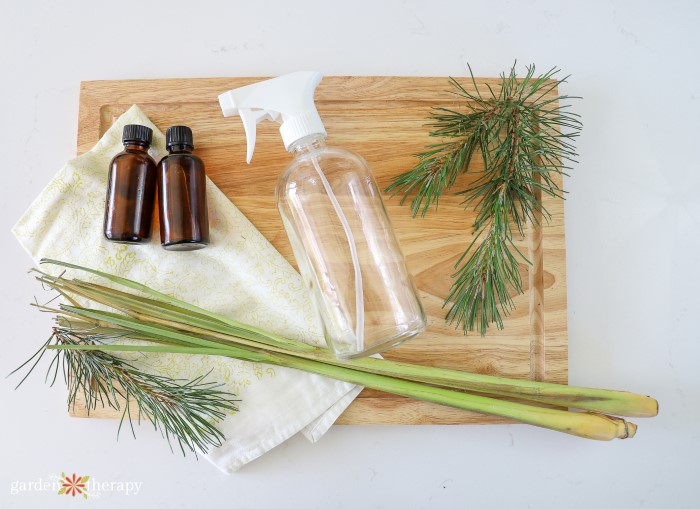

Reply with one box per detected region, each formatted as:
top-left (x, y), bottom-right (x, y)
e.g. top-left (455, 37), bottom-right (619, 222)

top-left (54, 317), bottom-right (160, 342)
top-left (57, 296), bottom-right (657, 418)
top-left (41, 276), bottom-right (313, 352)
top-left (54, 305), bottom-right (650, 441)
top-left (39, 261), bottom-right (658, 418)
top-left (39, 259), bottom-right (303, 349)
top-left (34, 270), bottom-right (313, 352)
top-left (364, 364), bottom-right (657, 417)
top-left (53, 295), bottom-right (657, 419)
top-left (60, 305), bottom-right (237, 351)
top-left (50, 342), bottom-right (636, 441)
top-left (122, 310), bottom-right (658, 417)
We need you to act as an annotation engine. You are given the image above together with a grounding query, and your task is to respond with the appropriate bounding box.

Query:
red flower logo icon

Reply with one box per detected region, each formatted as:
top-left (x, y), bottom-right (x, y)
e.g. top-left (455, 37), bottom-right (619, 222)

top-left (58, 472), bottom-right (89, 499)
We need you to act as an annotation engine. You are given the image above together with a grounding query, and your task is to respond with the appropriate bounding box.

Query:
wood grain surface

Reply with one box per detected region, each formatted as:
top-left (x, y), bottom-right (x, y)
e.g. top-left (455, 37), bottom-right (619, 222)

top-left (72, 76), bottom-right (568, 425)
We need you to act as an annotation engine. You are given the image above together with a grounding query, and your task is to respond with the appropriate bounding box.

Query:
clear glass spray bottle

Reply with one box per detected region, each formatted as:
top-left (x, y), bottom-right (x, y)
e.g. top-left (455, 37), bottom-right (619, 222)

top-left (219, 72), bottom-right (426, 358)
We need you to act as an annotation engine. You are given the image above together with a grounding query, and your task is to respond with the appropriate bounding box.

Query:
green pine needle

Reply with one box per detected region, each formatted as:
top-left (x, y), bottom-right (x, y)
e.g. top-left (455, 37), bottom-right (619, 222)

top-left (11, 314), bottom-right (238, 457)
top-left (386, 62), bottom-right (581, 335)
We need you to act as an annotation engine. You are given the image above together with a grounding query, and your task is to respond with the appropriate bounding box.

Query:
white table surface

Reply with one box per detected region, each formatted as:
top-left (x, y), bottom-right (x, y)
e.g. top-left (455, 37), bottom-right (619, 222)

top-left (1, 1), bottom-right (697, 507)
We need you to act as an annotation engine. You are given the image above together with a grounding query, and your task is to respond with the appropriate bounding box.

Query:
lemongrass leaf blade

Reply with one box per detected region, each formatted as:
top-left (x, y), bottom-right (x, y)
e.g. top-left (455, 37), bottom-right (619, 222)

top-left (40, 259), bottom-right (301, 347)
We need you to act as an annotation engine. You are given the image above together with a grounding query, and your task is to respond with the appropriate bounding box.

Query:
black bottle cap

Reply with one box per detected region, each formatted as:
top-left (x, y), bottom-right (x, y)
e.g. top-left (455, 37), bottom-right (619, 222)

top-left (166, 126), bottom-right (194, 149)
top-left (122, 124), bottom-right (153, 146)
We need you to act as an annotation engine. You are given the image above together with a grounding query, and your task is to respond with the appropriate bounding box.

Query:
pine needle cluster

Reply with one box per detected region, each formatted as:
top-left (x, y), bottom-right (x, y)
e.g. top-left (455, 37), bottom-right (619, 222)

top-left (12, 304), bottom-right (237, 456)
top-left (387, 63), bottom-right (581, 334)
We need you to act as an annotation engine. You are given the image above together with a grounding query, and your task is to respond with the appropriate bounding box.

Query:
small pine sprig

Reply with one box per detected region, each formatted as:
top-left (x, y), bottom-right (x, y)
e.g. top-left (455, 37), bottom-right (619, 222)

top-left (387, 63), bottom-right (581, 335)
top-left (11, 320), bottom-right (238, 457)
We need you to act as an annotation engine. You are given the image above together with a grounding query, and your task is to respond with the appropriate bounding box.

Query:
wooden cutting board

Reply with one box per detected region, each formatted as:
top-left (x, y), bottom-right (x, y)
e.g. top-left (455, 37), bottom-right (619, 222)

top-left (74, 76), bottom-right (568, 425)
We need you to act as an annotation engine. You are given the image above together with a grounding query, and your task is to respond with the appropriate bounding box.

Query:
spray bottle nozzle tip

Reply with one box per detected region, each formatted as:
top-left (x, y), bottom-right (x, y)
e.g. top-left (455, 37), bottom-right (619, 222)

top-left (219, 71), bottom-right (326, 163)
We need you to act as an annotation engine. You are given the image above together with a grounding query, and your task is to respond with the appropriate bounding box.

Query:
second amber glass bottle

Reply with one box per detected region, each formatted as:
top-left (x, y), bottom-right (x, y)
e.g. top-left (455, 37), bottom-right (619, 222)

top-left (157, 126), bottom-right (210, 251)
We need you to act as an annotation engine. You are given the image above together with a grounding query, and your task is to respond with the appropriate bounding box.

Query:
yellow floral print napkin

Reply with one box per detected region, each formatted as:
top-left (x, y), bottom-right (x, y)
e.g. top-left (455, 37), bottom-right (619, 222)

top-left (12, 105), bottom-right (361, 473)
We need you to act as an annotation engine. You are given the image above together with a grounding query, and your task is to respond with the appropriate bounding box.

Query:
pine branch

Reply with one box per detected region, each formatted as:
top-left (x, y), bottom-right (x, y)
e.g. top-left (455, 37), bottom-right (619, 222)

top-left (387, 63), bottom-right (581, 335)
top-left (11, 318), bottom-right (238, 457)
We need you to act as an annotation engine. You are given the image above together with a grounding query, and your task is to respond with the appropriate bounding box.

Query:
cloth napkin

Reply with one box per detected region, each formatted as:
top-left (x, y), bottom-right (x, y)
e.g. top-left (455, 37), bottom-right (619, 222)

top-left (12, 104), bottom-right (361, 473)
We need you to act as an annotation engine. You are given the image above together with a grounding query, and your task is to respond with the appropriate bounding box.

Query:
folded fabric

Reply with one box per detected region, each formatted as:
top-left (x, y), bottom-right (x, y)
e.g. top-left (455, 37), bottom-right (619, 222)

top-left (12, 104), bottom-right (362, 473)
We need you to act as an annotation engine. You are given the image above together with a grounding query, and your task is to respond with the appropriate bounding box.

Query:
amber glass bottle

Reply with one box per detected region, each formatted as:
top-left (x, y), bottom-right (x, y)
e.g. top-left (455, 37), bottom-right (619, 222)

top-left (158, 126), bottom-right (210, 251)
top-left (103, 125), bottom-right (157, 243)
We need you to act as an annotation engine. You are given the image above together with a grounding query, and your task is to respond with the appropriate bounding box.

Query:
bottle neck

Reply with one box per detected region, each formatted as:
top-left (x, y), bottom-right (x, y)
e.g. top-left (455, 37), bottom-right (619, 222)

top-left (288, 134), bottom-right (327, 156)
top-left (123, 142), bottom-right (150, 152)
top-left (167, 144), bottom-right (193, 154)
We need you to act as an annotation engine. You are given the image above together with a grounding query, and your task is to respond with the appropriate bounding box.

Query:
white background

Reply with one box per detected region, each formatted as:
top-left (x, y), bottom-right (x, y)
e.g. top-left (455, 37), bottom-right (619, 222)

top-left (1, 1), bottom-right (697, 507)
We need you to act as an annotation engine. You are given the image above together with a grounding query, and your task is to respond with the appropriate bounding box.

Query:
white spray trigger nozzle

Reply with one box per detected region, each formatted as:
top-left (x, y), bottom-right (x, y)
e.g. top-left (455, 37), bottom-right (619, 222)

top-left (239, 109), bottom-right (278, 163)
top-left (218, 71), bottom-right (327, 164)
